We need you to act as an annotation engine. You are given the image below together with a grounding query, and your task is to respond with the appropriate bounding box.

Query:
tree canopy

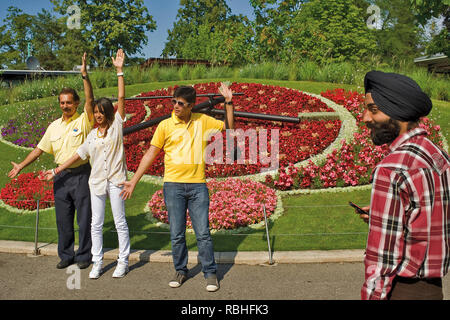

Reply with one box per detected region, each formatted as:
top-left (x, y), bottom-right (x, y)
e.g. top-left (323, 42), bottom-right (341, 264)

top-left (0, 0), bottom-right (448, 69)
top-left (162, 0), bottom-right (447, 66)
top-left (0, 0), bottom-right (156, 69)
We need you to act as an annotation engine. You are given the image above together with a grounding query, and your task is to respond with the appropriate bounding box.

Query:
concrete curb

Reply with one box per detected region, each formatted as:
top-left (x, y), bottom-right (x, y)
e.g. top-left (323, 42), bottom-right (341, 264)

top-left (0, 240), bottom-right (364, 265)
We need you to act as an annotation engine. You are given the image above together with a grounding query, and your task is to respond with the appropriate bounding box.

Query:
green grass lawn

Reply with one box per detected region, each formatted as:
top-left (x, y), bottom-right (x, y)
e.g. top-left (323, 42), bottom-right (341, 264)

top-left (0, 78), bottom-right (448, 252)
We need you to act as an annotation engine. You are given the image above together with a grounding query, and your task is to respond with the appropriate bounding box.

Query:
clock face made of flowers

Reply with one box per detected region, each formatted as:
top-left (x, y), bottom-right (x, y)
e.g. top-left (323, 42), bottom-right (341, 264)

top-left (123, 82), bottom-right (346, 180)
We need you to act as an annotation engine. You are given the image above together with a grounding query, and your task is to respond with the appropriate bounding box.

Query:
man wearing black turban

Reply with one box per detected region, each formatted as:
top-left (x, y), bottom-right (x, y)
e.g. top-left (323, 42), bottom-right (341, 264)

top-left (363, 70), bottom-right (433, 145)
top-left (357, 71), bottom-right (450, 300)
top-left (364, 70), bottom-right (432, 122)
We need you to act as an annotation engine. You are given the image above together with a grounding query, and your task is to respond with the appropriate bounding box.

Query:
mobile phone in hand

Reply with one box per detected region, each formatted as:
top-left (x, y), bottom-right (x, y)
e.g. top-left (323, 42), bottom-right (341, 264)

top-left (348, 201), bottom-right (369, 215)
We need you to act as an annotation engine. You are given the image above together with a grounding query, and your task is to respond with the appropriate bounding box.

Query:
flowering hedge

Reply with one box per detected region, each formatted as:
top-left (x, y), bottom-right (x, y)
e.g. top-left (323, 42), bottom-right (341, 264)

top-left (147, 178), bottom-right (278, 230)
top-left (0, 172), bottom-right (54, 210)
top-left (124, 82), bottom-right (342, 177)
top-left (264, 88), bottom-right (446, 190)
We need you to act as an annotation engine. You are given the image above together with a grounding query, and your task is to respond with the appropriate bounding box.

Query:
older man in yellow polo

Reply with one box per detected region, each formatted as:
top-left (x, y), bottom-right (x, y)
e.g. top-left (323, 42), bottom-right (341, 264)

top-left (8, 53), bottom-right (95, 270)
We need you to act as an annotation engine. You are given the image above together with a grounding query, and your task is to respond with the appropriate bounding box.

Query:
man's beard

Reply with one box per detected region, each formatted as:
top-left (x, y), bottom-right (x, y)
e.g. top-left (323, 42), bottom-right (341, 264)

top-left (367, 118), bottom-right (401, 146)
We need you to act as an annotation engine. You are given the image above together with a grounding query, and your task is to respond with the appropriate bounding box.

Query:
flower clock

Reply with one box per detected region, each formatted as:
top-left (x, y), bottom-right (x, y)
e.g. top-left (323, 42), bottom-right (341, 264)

top-left (124, 82), bottom-right (342, 177)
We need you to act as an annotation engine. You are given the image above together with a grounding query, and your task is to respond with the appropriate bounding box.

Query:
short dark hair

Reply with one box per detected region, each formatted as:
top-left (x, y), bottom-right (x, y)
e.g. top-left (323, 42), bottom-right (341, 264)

top-left (173, 86), bottom-right (196, 105)
top-left (58, 87), bottom-right (80, 102)
top-left (94, 97), bottom-right (115, 126)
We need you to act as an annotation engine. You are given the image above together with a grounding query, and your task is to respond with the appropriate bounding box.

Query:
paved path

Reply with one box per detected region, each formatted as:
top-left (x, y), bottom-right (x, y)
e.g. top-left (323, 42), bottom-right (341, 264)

top-left (0, 252), bottom-right (366, 300)
top-left (1, 240), bottom-right (449, 301)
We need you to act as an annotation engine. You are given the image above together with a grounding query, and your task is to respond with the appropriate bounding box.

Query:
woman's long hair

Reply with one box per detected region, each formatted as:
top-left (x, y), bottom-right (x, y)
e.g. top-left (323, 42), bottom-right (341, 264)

top-left (94, 97), bottom-right (115, 127)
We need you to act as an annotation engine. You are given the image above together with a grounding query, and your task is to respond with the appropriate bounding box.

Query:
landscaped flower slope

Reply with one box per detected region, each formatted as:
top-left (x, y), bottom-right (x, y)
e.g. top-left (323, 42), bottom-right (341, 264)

top-left (148, 178), bottom-right (277, 230)
top-left (264, 88), bottom-right (446, 190)
top-left (1, 84), bottom-right (446, 221)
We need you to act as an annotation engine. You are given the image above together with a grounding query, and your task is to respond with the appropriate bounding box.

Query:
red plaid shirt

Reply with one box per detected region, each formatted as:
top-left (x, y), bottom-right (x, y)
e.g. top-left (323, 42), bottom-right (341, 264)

top-left (361, 128), bottom-right (450, 300)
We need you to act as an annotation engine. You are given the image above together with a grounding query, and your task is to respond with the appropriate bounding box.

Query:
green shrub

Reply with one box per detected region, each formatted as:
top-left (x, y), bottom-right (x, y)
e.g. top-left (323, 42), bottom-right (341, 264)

top-left (1, 62), bottom-right (448, 104)
top-left (297, 61), bottom-right (319, 81)
top-left (178, 65), bottom-right (191, 81)
top-left (159, 67), bottom-right (179, 82)
top-left (148, 63), bottom-right (160, 82)
top-left (191, 65), bottom-right (207, 80)
top-left (272, 63), bottom-right (289, 81)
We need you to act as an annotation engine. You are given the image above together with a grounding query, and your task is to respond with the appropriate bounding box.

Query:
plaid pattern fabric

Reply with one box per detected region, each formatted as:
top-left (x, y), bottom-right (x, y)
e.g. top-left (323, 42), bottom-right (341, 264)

top-left (362, 128), bottom-right (450, 300)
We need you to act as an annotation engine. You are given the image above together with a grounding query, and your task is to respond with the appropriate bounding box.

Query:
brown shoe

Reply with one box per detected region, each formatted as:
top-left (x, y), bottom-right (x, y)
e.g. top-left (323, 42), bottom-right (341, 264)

top-left (169, 272), bottom-right (188, 288)
top-left (206, 274), bottom-right (219, 292)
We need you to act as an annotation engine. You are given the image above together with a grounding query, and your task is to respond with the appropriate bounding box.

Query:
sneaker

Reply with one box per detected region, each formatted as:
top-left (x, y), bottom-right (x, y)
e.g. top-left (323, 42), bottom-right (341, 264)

top-left (206, 274), bottom-right (219, 292)
top-left (169, 272), bottom-right (188, 288)
top-left (112, 261), bottom-right (129, 278)
top-left (89, 261), bottom-right (103, 279)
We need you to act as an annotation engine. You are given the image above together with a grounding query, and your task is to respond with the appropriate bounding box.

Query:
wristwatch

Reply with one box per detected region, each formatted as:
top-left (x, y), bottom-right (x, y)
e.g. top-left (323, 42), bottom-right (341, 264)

top-left (81, 74), bottom-right (87, 80)
top-left (225, 101), bottom-right (233, 105)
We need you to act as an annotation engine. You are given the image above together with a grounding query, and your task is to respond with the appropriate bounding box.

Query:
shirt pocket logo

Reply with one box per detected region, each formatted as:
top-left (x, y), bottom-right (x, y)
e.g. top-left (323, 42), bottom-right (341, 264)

top-left (71, 128), bottom-right (82, 136)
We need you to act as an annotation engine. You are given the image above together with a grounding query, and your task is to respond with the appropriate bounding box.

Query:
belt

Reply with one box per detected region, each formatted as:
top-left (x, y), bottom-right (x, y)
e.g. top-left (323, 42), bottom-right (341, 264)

top-left (63, 163), bottom-right (91, 174)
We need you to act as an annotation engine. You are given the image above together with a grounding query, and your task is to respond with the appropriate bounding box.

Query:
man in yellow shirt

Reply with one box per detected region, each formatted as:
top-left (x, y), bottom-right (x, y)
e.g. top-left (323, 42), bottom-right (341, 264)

top-left (8, 53), bottom-right (94, 270)
top-left (120, 83), bottom-right (235, 292)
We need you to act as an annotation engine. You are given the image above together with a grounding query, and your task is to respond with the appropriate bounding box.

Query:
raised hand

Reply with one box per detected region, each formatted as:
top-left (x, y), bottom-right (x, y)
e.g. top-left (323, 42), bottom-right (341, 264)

top-left (81, 52), bottom-right (88, 76)
top-left (112, 49), bottom-right (125, 71)
top-left (218, 82), bottom-right (233, 102)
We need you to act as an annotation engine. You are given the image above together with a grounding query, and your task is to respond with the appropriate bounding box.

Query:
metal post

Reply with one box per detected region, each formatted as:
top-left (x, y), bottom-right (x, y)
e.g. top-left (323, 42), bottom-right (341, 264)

top-left (263, 205), bottom-right (273, 265)
top-left (33, 200), bottom-right (40, 256)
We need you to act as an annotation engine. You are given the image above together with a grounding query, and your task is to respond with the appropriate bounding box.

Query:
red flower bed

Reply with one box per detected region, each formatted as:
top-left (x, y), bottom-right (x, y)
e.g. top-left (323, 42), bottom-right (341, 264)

top-left (265, 88), bottom-right (446, 190)
top-left (123, 82), bottom-right (341, 176)
top-left (148, 178), bottom-right (278, 230)
top-left (1, 172), bottom-right (54, 210)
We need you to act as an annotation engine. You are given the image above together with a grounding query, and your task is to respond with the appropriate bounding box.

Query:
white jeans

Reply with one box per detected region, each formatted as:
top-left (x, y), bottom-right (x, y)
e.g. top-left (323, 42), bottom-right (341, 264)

top-left (90, 181), bottom-right (130, 264)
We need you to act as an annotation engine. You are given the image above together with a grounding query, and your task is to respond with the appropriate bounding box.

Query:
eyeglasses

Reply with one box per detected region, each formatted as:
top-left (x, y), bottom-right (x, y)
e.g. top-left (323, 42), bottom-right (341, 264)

top-left (171, 99), bottom-right (189, 107)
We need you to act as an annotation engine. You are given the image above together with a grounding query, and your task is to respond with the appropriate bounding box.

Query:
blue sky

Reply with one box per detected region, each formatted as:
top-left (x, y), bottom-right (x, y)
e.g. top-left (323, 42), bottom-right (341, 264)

top-left (0, 0), bottom-right (255, 58)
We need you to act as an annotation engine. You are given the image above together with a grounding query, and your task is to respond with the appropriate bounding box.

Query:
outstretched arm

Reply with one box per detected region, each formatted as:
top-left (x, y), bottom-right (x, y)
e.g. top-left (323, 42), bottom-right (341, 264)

top-left (8, 148), bottom-right (43, 178)
top-left (120, 145), bottom-right (161, 200)
top-left (42, 153), bottom-right (82, 181)
top-left (112, 49), bottom-right (125, 120)
top-left (81, 52), bottom-right (94, 122)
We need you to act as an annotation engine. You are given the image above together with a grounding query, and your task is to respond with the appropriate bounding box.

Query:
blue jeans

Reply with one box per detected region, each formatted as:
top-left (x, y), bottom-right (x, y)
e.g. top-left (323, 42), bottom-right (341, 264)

top-left (163, 182), bottom-right (216, 278)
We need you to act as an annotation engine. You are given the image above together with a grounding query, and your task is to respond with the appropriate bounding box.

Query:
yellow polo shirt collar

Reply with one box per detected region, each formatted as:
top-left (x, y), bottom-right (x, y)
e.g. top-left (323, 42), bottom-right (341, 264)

top-left (61, 112), bottom-right (80, 124)
top-left (171, 111), bottom-right (192, 125)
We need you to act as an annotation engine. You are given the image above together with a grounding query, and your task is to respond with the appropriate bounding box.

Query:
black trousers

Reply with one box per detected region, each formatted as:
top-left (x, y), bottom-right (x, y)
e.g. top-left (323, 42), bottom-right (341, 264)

top-left (388, 276), bottom-right (443, 300)
top-left (53, 163), bottom-right (92, 262)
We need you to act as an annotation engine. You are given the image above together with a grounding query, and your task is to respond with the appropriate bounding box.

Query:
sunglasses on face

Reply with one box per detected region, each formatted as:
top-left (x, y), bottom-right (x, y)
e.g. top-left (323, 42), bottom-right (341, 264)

top-left (171, 99), bottom-right (189, 107)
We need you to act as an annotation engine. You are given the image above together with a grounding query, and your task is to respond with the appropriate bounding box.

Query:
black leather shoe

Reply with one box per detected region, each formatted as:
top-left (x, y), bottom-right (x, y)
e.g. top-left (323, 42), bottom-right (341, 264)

top-left (77, 261), bottom-right (91, 269)
top-left (56, 259), bottom-right (74, 269)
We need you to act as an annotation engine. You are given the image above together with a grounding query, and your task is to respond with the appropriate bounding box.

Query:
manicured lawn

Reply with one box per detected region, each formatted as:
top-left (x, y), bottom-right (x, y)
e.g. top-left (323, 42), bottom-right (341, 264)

top-left (0, 79), bottom-right (448, 252)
